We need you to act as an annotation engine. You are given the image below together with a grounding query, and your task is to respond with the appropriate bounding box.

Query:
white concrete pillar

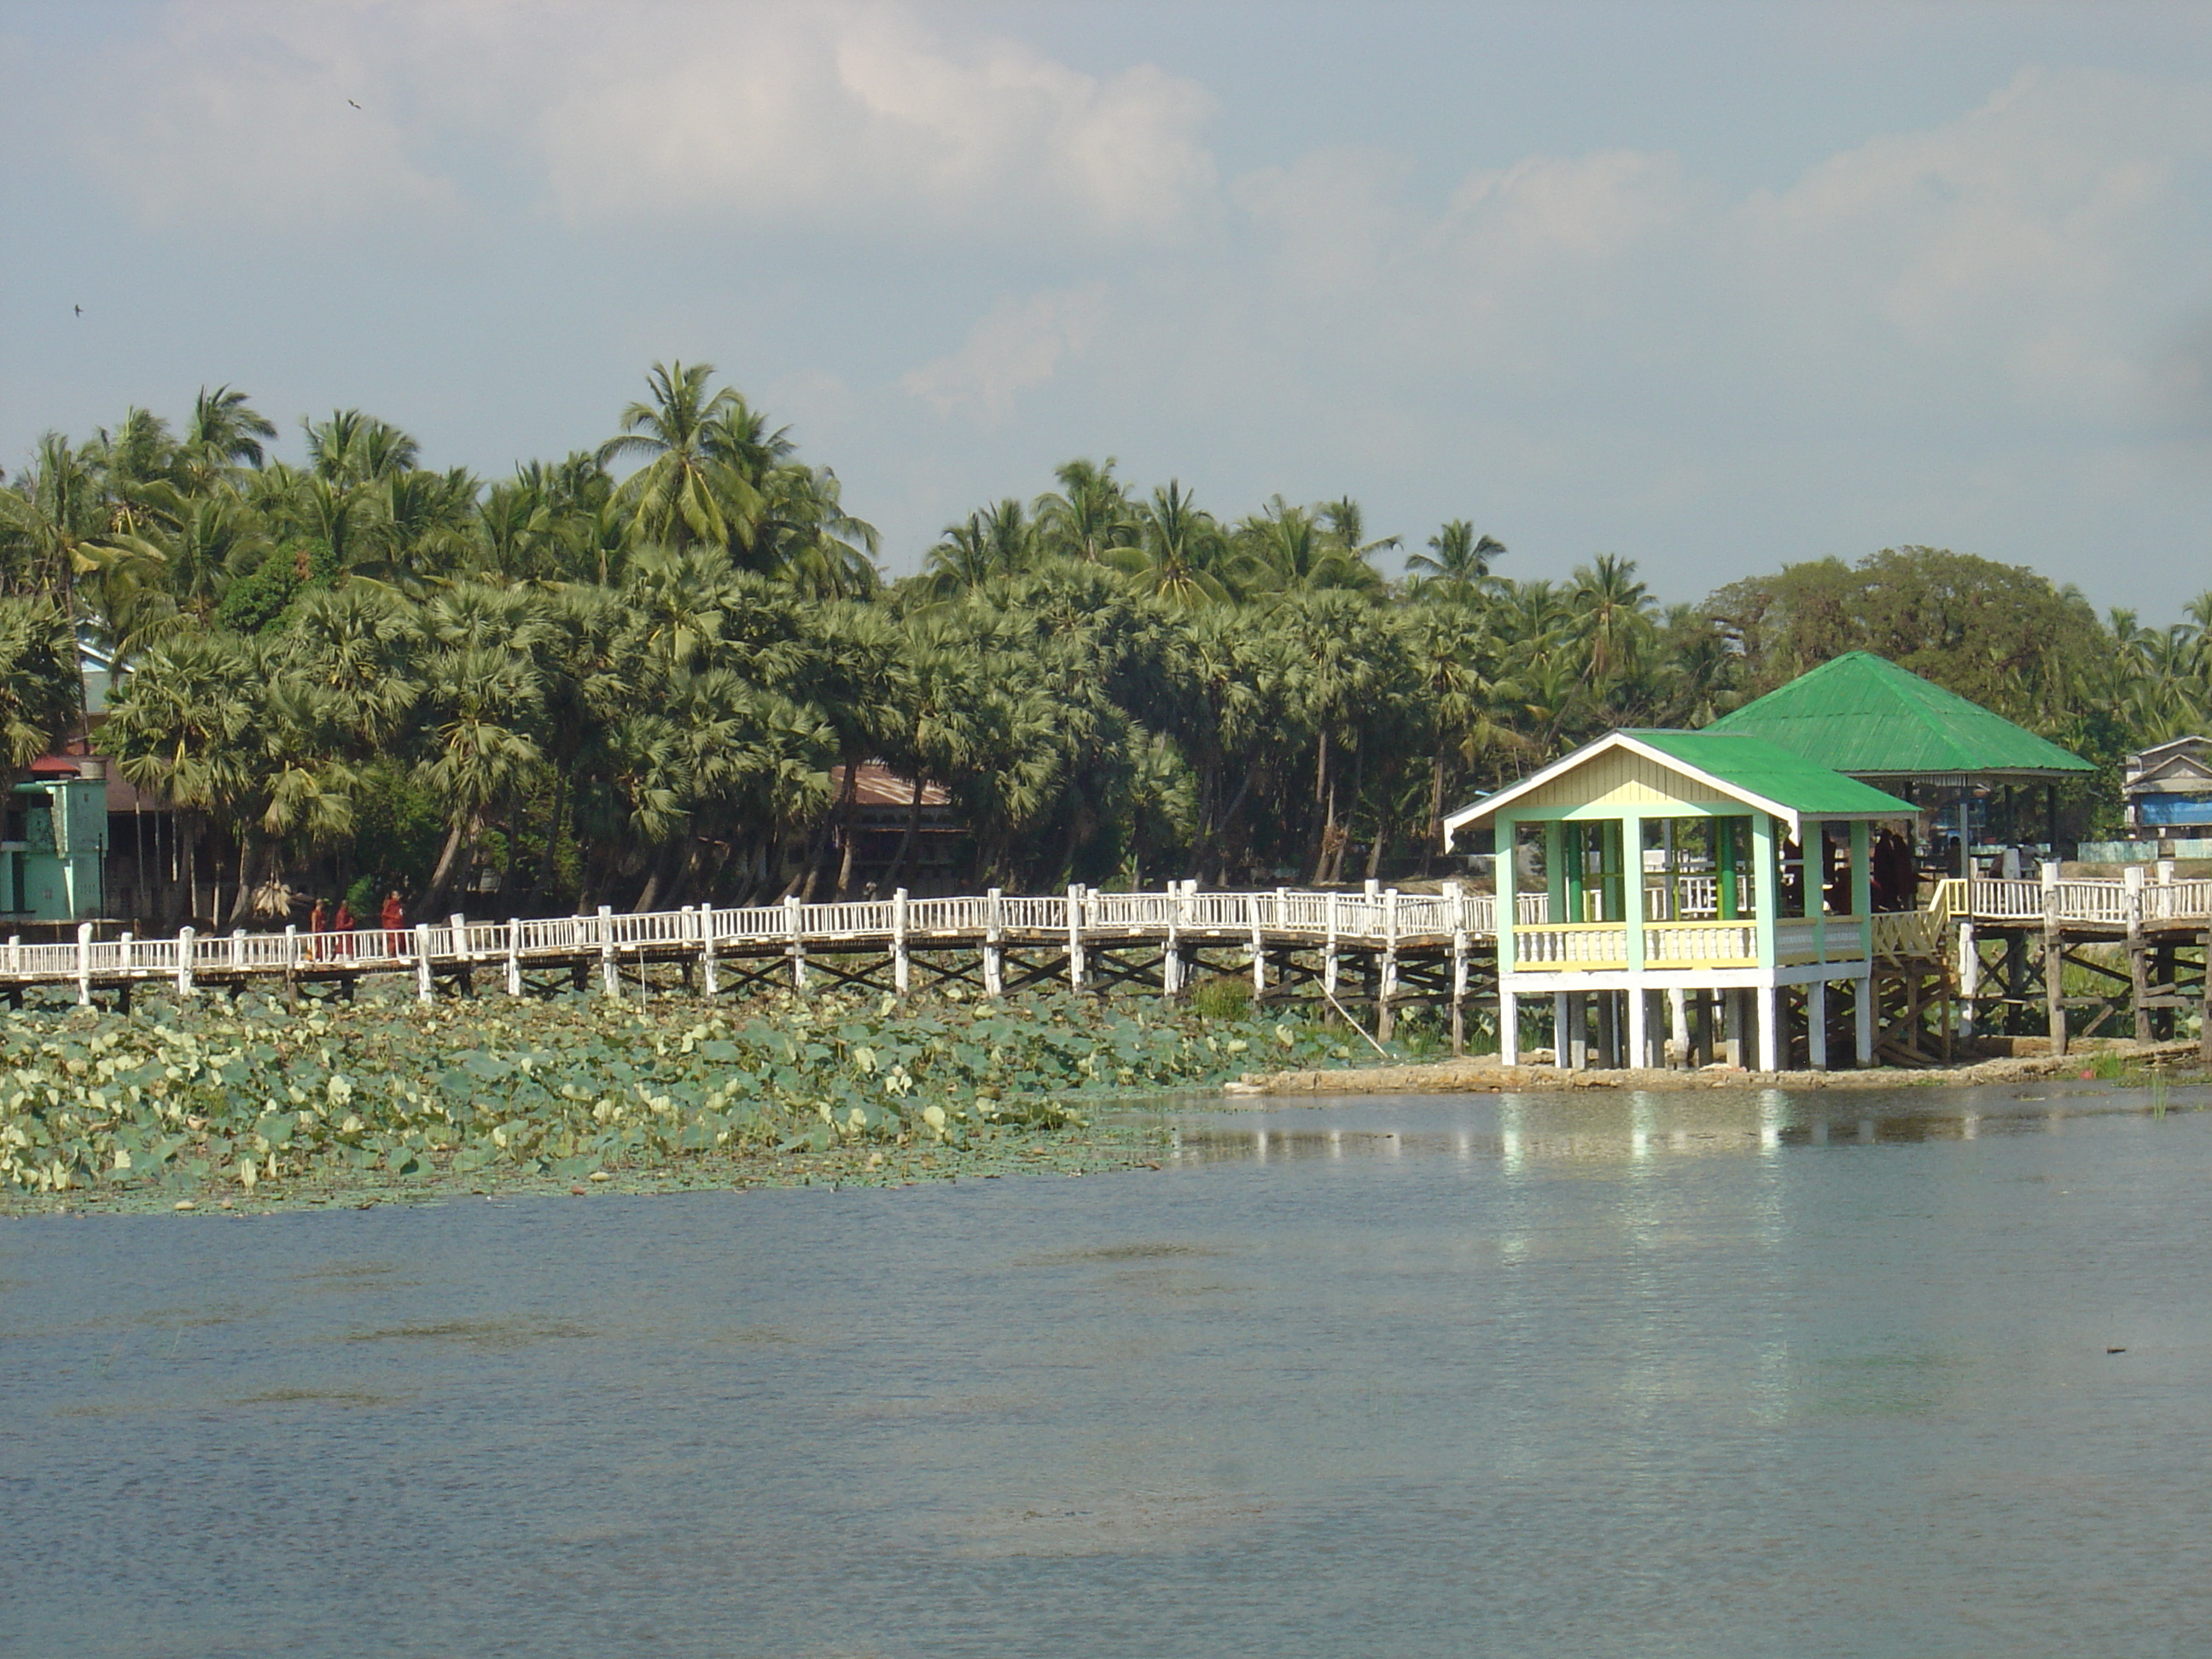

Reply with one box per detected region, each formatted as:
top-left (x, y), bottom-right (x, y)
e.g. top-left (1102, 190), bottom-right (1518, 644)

top-left (1499, 987), bottom-right (1520, 1066)
top-left (416, 923), bottom-right (435, 1003)
top-left (1626, 985), bottom-right (1649, 1069)
top-left (175, 927), bottom-right (195, 997)
top-left (1808, 980), bottom-right (1829, 1070)
top-left (785, 894), bottom-right (807, 992)
top-left (1757, 984), bottom-right (1780, 1072)
top-left (983, 887), bottom-right (1004, 998)
top-left (597, 905), bottom-right (618, 998)
top-left (1068, 884), bottom-right (1086, 991)
top-left (1854, 972), bottom-right (1876, 1067)
top-left (506, 917), bottom-right (522, 997)
top-left (75, 922), bottom-right (92, 1006)
top-left (893, 888), bottom-right (911, 997)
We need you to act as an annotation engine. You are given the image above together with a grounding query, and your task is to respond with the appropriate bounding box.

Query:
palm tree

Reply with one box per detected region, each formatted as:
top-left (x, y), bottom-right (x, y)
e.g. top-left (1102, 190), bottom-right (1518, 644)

top-left (919, 500), bottom-right (1034, 597)
top-left (597, 361), bottom-right (760, 554)
top-left (1406, 521), bottom-right (1506, 593)
top-left (1237, 496), bottom-right (1382, 594)
top-left (1111, 481), bottom-right (1239, 607)
top-left (1033, 457), bottom-right (1135, 562)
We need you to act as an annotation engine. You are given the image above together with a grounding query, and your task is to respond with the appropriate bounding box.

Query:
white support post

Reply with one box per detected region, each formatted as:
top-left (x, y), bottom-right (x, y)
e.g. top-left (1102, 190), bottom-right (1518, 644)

top-left (598, 904), bottom-right (619, 998)
top-left (1377, 888), bottom-right (1400, 1043)
top-left (1450, 925), bottom-right (1469, 1056)
top-left (1499, 987), bottom-right (1519, 1066)
top-left (6, 934), bottom-right (18, 976)
top-left (1854, 971), bottom-right (1876, 1067)
top-left (450, 913), bottom-right (469, 965)
top-left (1626, 986), bottom-right (1649, 1070)
top-left (892, 888), bottom-right (911, 996)
top-left (698, 908), bottom-right (719, 998)
top-left (1323, 891), bottom-right (1340, 998)
top-left (506, 919), bottom-right (523, 997)
top-left (1957, 918), bottom-right (1978, 1037)
top-left (1249, 907), bottom-right (1266, 996)
top-left (1668, 988), bottom-right (1689, 1066)
top-left (1163, 883), bottom-right (1183, 1001)
top-left (175, 927), bottom-right (195, 997)
top-left (983, 887), bottom-right (1004, 998)
top-left (1808, 980), bottom-right (1829, 1070)
top-left (1067, 884), bottom-right (1086, 992)
top-left (786, 894), bottom-right (807, 992)
top-left (1557, 992), bottom-right (1575, 1069)
top-left (231, 928), bottom-right (246, 971)
top-left (76, 922), bottom-right (92, 1006)
top-left (119, 933), bottom-right (134, 975)
top-left (283, 925), bottom-right (298, 976)
top-left (415, 923), bottom-right (434, 1003)
top-left (1757, 984), bottom-right (1780, 1072)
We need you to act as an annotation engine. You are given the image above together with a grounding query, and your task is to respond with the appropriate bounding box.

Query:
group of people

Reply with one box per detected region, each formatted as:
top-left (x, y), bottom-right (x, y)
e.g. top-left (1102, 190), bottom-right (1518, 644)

top-left (304, 890), bottom-right (410, 960)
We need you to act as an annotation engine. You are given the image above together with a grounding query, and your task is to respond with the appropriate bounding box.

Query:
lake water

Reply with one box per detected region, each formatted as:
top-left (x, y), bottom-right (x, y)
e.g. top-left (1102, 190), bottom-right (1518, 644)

top-left (9, 1084), bottom-right (2212, 1657)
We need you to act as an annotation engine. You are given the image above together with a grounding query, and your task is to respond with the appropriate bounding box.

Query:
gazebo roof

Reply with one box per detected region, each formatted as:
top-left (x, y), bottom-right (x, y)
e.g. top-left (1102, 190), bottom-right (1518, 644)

top-left (1706, 651), bottom-right (2092, 783)
top-left (1444, 728), bottom-right (1912, 841)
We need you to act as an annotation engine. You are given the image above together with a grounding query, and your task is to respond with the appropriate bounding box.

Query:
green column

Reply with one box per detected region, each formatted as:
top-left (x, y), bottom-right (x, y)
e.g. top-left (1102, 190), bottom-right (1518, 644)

top-left (1717, 817), bottom-right (1741, 920)
top-left (1751, 815), bottom-right (1779, 969)
top-left (1850, 818), bottom-right (1872, 958)
top-left (1563, 823), bottom-right (1585, 923)
top-left (1498, 812), bottom-right (1518, 971)
top-left (1545, 819), bottom-right (1566, 924)
top-left (1602, 820), bottom-right (1627, 924)
top-left (1808, 818), bottom-right (1826, 961)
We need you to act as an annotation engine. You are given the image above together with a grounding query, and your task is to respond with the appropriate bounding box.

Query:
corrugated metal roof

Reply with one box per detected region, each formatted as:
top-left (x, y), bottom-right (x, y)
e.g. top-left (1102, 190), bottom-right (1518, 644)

top-left (830, 764), bottom-right (949, 809)
top-left (1445, 728), bottom-right (1914, 835)
top-left (1623, 730), bottom-right (1917, 817)
top-left (1707, 651), bottom-right (2093, 779)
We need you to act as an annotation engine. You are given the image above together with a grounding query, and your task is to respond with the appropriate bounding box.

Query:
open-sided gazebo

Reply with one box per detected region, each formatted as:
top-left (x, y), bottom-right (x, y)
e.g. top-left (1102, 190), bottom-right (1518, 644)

top-left (1443, 729), bottom-right (1914, 1072)
top-left (1705, 651), bottom-right (2093, 868)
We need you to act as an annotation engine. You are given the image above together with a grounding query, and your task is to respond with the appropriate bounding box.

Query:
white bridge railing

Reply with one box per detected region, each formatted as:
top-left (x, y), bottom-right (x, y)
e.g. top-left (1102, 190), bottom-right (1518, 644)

top-left (8, 872), bottom-right (2210, 1004)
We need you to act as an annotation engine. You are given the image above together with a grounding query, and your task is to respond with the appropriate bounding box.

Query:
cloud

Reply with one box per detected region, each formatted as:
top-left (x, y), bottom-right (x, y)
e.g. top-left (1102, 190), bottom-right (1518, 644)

top-left (63, 1), bottom-right (1216, 246)
top-left (901, 286), bottom-right (1108, 423)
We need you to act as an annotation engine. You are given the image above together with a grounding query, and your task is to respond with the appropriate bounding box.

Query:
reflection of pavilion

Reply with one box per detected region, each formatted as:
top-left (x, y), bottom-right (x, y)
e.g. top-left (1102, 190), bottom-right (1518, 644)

top-left (1445, 730), bottom-right (1914, 1072)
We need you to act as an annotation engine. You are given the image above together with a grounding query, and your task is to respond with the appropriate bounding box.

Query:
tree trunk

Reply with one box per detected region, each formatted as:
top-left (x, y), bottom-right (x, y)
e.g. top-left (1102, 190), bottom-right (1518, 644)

top-left (419, 822), bottom-right (468, 920)
top-left (833, 758), bottom-right (863, 899)
top-left (1310, 730), bottom-right (1333, 883)
top-left (1422, 748), bottom-right (1447, 876)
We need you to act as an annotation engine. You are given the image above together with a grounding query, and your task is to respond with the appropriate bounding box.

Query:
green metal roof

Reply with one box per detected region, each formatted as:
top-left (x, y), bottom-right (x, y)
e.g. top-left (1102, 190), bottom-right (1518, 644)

top-left (1706, 651), bottom-right (2092, 779)
top-left (1621, 730), bottom-right (1916, 818)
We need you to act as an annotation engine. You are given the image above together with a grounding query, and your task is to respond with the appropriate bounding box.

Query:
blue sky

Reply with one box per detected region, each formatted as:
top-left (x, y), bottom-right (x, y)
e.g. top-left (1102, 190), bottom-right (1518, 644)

top-left (3, 2), bottom-right (2211, 613)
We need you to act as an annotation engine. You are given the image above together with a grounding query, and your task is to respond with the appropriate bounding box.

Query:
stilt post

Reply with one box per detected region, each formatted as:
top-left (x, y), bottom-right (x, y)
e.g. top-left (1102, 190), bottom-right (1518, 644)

top-left (892, 888), bottom-right (911, 997)
top-left (415, 923), bottom-right (435, 1003)
top-left (598, 905), bottom-right (619, 998)
top-left (1067, 884), bottom-right (1086, 992)
top-left (983, 888), bottom-right (1004, 998)
top-left (2041, 862), bottom-right (2066, 1057)
top-left (175, 927), bottom-right (195, 998)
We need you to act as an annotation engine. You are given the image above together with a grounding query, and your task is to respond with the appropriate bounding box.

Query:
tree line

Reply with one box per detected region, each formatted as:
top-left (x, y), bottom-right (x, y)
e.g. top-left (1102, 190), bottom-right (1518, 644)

top-left (0, 362), bottom-right (2174, 926)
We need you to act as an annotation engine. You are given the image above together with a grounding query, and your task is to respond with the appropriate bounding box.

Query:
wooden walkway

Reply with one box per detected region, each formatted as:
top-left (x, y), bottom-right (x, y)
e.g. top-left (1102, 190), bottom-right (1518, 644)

top-left (6, 870), bottom-right (2208, 1056)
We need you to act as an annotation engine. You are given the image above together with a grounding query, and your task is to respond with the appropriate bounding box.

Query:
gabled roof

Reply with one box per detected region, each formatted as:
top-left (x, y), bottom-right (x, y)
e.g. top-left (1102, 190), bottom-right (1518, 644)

top-left (1443, 729), bottom-right (1914, 842)
top-left (1707, 651), bottom-right (2091, 780)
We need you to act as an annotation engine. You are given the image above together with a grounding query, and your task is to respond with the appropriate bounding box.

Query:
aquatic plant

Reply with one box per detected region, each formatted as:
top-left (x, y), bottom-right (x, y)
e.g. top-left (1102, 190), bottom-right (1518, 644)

top-left (0, 988), bottom-right (1347, 1197)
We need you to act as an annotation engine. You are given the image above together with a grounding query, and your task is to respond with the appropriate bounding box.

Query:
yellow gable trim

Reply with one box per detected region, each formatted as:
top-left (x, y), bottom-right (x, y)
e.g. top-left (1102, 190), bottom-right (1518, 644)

top-left (1517, 748), bottom-right (1739, 812)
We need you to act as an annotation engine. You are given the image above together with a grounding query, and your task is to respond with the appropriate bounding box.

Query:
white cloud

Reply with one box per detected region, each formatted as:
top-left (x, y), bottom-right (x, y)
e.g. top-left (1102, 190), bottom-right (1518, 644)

top-left (65, 1), bottom-right (1216, 246)
top-left (901, 286), bottom-right (1108, 423)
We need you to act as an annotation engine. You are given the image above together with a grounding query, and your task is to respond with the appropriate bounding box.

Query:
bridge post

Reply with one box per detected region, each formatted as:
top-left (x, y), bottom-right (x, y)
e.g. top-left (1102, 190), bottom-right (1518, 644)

top-left (1957, 918), bottom-right (1978, 1040)
top-left (2126, 864), bottom-right (2151, 1043)
top-left (893, 888), bottom-right (911, 996)
top-left (1807, 980), bottom-right (1828, 1070)
top-left (75, 923), bottom-right (91, 1007)
top-left (1067, 885), bottom-right (1085, 992)
top-left (506, 919), bottom-right (522, 997)
top-left (1377, 888), bottom-right (1400, 1042)
top-left (1249, 899), bottom-right (1266, 997)
top-left (1162, 883), bottom-right (1183, 1002)
top-left (698, 907), bottom-right (719, 998)
top-left (415, 923), bottom-right (434, 1004)
top-left (1449, 918), bottom-right (1469, 1057)
top-left (786, 894), bottom-right (807, 992)
top-left (1756, 985), bottom-right (1779, 1072)
top-left (598, 905), bottom-right (619, 998)
top-left (282, 926), bottom-right (300, 1005)
top-left (451, 913), bottom-right (474, 997)
top-left (984, 888), bottom-right (1005, 998)
top-left (1854, 971), bottom-right (1876, 1066)
top-left (2201, 928), bottom-right (2212, 1066)
top-left (1323, 891), bottom-right (1340, 1000)
top-left (1499, 987), bottom-right (1518, 1065)
top-left (231, 928), bottom-right (245, 972)
top-left (176, 927), bottom-right (195, 998)
top-left (2041, 862), bottom-right (2065, 1057)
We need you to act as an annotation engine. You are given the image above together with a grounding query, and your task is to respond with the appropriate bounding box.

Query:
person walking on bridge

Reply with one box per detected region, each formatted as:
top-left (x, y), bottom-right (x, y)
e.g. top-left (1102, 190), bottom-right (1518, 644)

top-left (381, 890), bottom-right (406, 959)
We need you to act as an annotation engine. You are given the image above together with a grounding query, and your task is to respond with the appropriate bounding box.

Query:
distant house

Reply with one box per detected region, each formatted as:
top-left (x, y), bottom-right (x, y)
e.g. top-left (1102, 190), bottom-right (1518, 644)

top-left (827, 764), bottom-right (966, 893)
top-left (2123, 737), bottom-right (2212, 837)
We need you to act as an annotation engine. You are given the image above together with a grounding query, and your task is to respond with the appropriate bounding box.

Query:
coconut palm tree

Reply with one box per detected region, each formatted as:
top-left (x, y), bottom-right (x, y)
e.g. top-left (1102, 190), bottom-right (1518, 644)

top-left (597, 361), bottom-right (760, 555)
top-left (1406, 521), bottom-right (1506, 594)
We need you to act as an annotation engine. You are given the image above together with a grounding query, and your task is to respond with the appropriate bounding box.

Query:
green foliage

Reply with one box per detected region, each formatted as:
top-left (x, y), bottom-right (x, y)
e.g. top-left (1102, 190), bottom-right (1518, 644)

top-left (0, 989), bottom-right (1345, 1197)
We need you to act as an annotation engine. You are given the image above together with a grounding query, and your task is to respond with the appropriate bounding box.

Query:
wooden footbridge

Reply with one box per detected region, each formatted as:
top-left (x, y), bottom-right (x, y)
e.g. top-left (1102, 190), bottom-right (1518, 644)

top-left (4, 870), bottom-right (2204, 1062)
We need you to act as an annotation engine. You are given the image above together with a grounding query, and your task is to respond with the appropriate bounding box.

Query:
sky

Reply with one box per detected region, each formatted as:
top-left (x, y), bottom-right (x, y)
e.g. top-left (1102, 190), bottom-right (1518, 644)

top-left (3, 1), bottom-right (2212, 614)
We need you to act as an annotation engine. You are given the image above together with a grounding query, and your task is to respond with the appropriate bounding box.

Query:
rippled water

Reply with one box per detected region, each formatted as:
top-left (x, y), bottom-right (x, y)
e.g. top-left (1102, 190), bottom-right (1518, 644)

top-left (9, 1084), bottom-right (2212, 1657)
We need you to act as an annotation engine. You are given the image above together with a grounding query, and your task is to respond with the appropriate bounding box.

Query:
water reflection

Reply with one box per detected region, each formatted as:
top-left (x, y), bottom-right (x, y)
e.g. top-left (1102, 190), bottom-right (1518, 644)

top-left (1166, 1084), bottom-right (2209, 1167)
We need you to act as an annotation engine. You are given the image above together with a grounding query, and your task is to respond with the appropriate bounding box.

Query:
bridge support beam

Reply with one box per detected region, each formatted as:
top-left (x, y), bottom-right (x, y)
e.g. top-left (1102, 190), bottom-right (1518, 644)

top-left (892, 888), bottom-right (910, 997)
top-left (415, 923), bottom-right (434, 1004)
top-left (1499, 987), bottom-right (1519, 1065)
top-left (1808, 981), bottom-right (1828, 1070)
top-left (598, 905), bottom-right (619, 998)
top-left (176, 927), bottom-right (194, 998)
top-left (1068, 885), bottom-right (1086, 992)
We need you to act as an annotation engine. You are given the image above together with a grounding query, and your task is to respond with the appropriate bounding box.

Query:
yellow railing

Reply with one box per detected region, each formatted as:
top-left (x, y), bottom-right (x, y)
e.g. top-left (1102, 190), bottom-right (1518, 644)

top-left (1644, 920), bottom-right (1759, 966)
top-left (1511, 923), bottom-right (1629, 969)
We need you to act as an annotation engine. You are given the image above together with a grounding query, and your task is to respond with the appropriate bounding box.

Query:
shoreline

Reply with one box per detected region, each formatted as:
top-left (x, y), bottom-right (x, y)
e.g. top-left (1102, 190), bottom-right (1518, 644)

top-left (1232, 1040), bottom-right (2206, 1097)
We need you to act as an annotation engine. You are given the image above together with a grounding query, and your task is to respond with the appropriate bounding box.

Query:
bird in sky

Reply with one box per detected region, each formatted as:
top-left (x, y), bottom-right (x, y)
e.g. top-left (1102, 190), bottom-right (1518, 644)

top-left (348, 99), bottom-right (361, 109)
top-left (73, 305), bottom-right (81, 317)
